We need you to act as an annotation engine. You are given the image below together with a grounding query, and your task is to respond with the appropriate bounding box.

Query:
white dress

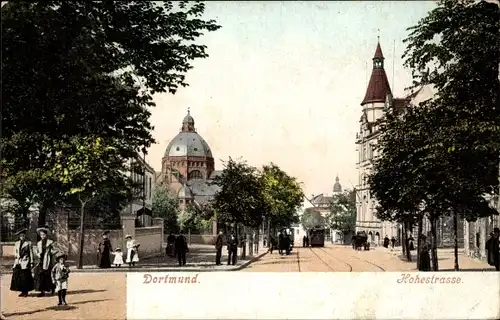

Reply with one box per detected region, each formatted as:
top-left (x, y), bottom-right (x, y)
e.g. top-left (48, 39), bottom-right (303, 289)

top-left (126, 240), bottom-right (139, 263)
top-left (113, 252), bottom-right (124, 265)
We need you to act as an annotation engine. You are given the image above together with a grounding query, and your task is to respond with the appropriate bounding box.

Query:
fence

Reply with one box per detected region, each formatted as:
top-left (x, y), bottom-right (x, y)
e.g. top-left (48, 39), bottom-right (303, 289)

top-left (0, 221), bottom-right (18, 242)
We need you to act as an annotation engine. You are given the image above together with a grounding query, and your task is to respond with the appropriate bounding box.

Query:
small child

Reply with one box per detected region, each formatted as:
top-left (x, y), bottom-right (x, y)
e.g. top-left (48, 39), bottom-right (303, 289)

top-left (51, 253), bottom-right (70, 306)
top-left (112, 248), bottom-right (124, 267)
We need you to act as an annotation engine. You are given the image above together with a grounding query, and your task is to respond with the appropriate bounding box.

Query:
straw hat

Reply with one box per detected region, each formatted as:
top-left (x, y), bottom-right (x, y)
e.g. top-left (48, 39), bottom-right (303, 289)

top-left (54, 252), bottom-right (67, 260)
top-left (14, 228), bottom-right (27, 236)
top-left (36, 226), bottom-right (50, 234)
top-left (125, 234), bottom-right (132, 239)
top-left (115, 247), bottom-right (121, 251)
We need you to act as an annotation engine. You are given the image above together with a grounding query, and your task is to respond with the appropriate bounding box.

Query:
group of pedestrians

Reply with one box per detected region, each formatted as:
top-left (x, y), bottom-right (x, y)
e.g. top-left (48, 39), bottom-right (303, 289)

top-left (166, 233), bottom-right (189, 266)
top-left (302, 235), bottom-right (310, 247)
top-left (383, 235), bottom-right (397, 249)
top-left (97, 231), bottom-right (140, 268)
top-left (10, 227), bottom-right (71, 306)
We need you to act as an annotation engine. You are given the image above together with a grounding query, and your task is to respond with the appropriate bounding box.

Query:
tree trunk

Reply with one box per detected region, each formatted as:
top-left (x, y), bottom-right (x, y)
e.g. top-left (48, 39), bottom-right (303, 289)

top-left (78, 200), bottom-right (87, 269)
top-left (404, 220), bottom-right (411, 262)
top-left (417, 214), bottom-right (423, 270)
top-left (430, 217), bottom-right (439, 271)
top-left (267, 219), bottom-right (271, 248)
top-left (453, 210), bottom-right (459, 271)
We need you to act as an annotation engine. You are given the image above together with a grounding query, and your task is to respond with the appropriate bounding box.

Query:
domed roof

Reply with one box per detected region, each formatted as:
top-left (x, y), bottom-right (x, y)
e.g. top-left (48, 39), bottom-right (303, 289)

top-left (177, 185), bottom-right (193, 199)
top-left (333, 176), bottom-right (342, 193)
top-left (165, 132), bottom-right (213, 157)
top-left (164, 109), bottom-right (213, 158)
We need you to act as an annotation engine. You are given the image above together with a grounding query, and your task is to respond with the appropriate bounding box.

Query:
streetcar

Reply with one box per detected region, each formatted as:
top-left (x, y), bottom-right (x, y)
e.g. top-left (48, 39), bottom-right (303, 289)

top-left (309, 227), bottom-right (325, 247)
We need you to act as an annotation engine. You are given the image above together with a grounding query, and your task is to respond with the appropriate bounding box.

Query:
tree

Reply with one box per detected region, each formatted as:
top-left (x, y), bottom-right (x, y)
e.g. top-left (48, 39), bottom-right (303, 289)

top-left (212, 158), bottom-right (267, 229)
top-left (1, 1), bottom-right (221, 225)
top-left (328, 190), bottom-right (356, 241)
top-left (401, 0), bottom-right (500, 270)
top-left (177, 205), bottom-right (212, 234)
top-left (261, 163), bottom-right (304, 229)
top-left (47, 136), bottom-right (131, 269)
top-left (300, 208), bottom-right (325, 231)
top-left (152, 185), bottom-right (180, 234)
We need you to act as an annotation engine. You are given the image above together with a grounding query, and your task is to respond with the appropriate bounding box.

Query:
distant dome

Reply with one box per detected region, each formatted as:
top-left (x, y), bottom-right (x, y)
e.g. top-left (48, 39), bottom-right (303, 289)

top-left (177, 185), bottom-right (193, 199)
top-left (164, 109), bottom-right (213, 158)
top-left (333, 176), bottom-right (342, 193)
top-left (164, 132), bottom-right (213, 158)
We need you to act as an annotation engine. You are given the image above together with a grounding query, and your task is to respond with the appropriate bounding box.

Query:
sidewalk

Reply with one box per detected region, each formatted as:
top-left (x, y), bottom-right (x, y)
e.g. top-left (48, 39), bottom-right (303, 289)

top-left (0, 243), bottom-right (268, 274)
top-left (373, 245), bottom-right (496, 271)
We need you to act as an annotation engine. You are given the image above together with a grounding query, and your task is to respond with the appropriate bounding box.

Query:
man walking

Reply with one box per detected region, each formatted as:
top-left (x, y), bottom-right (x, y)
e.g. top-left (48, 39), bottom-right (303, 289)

top-left (174, 233), bottom-right (189, 266)
top-left (215, 231), bottom-right (224, 265)
top-left (492, 228), bottom-right (499, 271)
top-left (227, 232), bottom-right (237, 265)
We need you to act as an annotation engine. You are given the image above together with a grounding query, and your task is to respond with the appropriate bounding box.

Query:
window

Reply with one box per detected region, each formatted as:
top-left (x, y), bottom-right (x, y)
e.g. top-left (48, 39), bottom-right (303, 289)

top-left (148, 177), bottom-right (152, 199)
top-left (188, 170), bottom-right (203, 180)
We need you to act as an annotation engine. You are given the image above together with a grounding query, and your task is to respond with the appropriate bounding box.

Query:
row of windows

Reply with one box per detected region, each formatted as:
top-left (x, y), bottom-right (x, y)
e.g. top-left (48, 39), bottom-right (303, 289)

top-left (359, 143), bottom-right (375, 162)
top-left (169, 161), bottom-right (207, 168)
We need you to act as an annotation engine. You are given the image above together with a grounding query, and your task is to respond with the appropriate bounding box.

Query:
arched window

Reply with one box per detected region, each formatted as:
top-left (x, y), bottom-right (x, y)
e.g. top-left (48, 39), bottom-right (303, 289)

top-left (188, 170), bottom-right (203, 180)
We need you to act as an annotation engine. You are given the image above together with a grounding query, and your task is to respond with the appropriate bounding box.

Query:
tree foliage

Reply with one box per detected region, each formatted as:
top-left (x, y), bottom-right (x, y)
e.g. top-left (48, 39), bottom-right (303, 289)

top-left (1, 1), bottom-right (221, 224)
top-left (261, 163), bottom-right (304, 229)
top-left (152, 184), bottom-right (180, 234)
top-left (212, 158), bottom-right (267, 228)
top-left (300, 208), bottom-right (325, 231)
top-left (327, 190), bottom-right (357, 235)
top-left (177, 204), bottom-right (213, 234)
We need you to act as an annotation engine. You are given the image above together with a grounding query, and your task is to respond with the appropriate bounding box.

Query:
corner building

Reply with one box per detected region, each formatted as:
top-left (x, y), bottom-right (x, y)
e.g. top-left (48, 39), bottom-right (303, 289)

top-left (355, 41), bottom-right (405, 244)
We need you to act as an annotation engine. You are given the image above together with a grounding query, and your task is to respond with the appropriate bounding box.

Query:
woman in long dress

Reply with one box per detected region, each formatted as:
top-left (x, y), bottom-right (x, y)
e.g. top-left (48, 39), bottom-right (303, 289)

top-left (10, 228), bottom-right (35, 297)
top-left (419, 234), bottom-right (431, 271)
top-left (34, 227), bottom-right (56, 296)
top-left (98, 231), bottom-right (112, 268)
top-left (125, 235), bottom-right (140, 267)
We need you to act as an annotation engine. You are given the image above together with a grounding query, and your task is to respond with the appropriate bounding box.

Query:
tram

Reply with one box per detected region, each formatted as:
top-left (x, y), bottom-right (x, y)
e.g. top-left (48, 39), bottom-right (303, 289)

top-left (309, 227), bottom-right (325, 247)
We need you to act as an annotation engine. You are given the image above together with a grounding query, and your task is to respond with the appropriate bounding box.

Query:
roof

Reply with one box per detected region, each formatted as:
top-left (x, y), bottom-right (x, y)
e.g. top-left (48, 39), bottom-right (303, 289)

top-left (309, 194), bottom-right (334, 207)
top-left (362, 68), bottom-right (392, 105)
top-left (362, 42), bottom-right (392, 105)
top-left (164, 131), bottom-right (213, 158)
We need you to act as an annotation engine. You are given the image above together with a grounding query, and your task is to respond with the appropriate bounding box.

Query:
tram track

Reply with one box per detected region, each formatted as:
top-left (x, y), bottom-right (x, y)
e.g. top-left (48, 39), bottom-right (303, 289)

top-left (349, 255), bottom-right (386, 271)
top-left (306, 247), bottom-right (336, 272)
top-left (316, 247), bottom-right (353, 272)
top-left (296, 249), bottom-right (301, 272)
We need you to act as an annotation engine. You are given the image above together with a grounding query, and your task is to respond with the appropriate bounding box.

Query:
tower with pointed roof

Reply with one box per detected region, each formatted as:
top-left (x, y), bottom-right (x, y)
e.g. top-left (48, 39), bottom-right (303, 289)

top-left (355, 39), bottom-right (400, 244)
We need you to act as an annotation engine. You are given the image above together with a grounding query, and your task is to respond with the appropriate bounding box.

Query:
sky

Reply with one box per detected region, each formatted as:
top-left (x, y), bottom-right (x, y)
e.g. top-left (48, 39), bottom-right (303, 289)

top-left (146, 1), bottom-right (437, 199)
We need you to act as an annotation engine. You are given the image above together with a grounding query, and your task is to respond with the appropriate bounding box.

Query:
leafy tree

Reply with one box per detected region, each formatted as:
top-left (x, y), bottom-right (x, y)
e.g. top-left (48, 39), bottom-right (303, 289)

top-left (1, 1), bottom-right (221, 225)
top-left (328, 190), bottom-right (357, 239)
top-left (261, 163), bottom-right (304, 229)
top-left (212, 158), bottom-right (267, 229)
top-left (401, 0), bottom-right (499, 269)
top-left (177, 205), bottom-right (212, 234)
top-left (300, 208), bottom-right (325, 231)
top-left (152, 185), bottom-right (180, 234)
top-left (47, 136), bottom-right (131, 269)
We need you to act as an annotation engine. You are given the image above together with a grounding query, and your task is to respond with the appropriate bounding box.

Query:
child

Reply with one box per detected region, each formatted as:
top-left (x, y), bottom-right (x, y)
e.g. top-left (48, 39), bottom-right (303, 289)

top-left (112, 248), bottom-right (124, 267)
top-left (51, 253), bottom-right (70, 306)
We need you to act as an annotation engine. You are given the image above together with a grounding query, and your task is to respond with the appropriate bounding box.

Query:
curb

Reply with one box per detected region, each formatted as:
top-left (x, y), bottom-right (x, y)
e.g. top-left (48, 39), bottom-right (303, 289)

top-left (0, 250), bottom-right (269, 274)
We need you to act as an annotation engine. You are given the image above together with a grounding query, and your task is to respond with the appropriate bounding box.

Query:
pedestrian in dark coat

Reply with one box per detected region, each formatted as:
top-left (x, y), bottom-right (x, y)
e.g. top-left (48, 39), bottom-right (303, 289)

top-left (174, 234), bottom-right (189, 266)
top-left (383, 235), bottom-right (390, 248)
top-left (227, 233), bottom-right (237, 265)
top-left (302, 236), bottom-right (306, 248)
top-left (278, 233), bottom-right (284, 255)
top-left (215, 231), bottom-right (224, 265)
top-left (486, 232), bottom-right (495, 266)
top-left (10, 228), bottom-right (34, 297)
top-left (166, 233), bottom-right (176, 257)
top-left (390, 236), bottom-right (396, 249)
top-left (492, 228), bottom-right (500, 271)
top-left (98, 231), bottom-right (112, 268)
top-left (419, 235), bottom-right (431, 271)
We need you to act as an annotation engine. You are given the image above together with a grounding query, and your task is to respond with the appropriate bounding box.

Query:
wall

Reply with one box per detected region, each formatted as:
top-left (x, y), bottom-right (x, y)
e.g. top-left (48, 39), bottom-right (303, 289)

top-left (135, 226), bottom-right (163, 258)
top-left (182, 234), bottom-right (217, 245)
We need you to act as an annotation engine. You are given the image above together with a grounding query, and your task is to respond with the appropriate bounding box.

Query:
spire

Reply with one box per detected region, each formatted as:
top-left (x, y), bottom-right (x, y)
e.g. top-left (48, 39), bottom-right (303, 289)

top-left (181, 108), bottom-right (195, 132)
top-left (333, 175), bottom-right (342, 193)
top-left (361, 38), bottom-right (392, 106)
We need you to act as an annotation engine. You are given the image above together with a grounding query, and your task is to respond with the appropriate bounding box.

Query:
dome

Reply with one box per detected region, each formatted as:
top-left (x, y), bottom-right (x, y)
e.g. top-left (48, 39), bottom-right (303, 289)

top-left (164, 132), bottom-right (213, 158)
top-left (164, 109), bottom-right (214, 158)
top-left (333, 176), bottom-right (342, 193)
top-left (177, 185), bottom-right (193, 198)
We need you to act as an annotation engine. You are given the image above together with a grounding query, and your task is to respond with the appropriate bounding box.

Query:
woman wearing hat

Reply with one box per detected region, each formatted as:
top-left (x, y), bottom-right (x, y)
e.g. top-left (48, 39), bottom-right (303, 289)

top-left (10, 228), bottom-right (35, 297)
top-left (98, 231), bottom-right (113, 268)
top-left (34, 226), bottom-right (56, 297)
top-left (125, 235), bottom-right (140, 267)
top-left (419, 234), bottom-right (431, 271)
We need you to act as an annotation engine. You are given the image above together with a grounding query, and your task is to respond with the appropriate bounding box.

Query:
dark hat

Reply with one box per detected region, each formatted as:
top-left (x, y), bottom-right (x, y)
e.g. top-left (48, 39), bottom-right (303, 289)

top-left (36, 226), bottom-right (49, 234)
top-left (15, 228), bottom-right (27, 236)
top-left (494, 227), bottom-right (500, 233)
top-left (55, 252), bottom-right (67, 260)
top-left (102, 230), bottom-right (110, 236)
